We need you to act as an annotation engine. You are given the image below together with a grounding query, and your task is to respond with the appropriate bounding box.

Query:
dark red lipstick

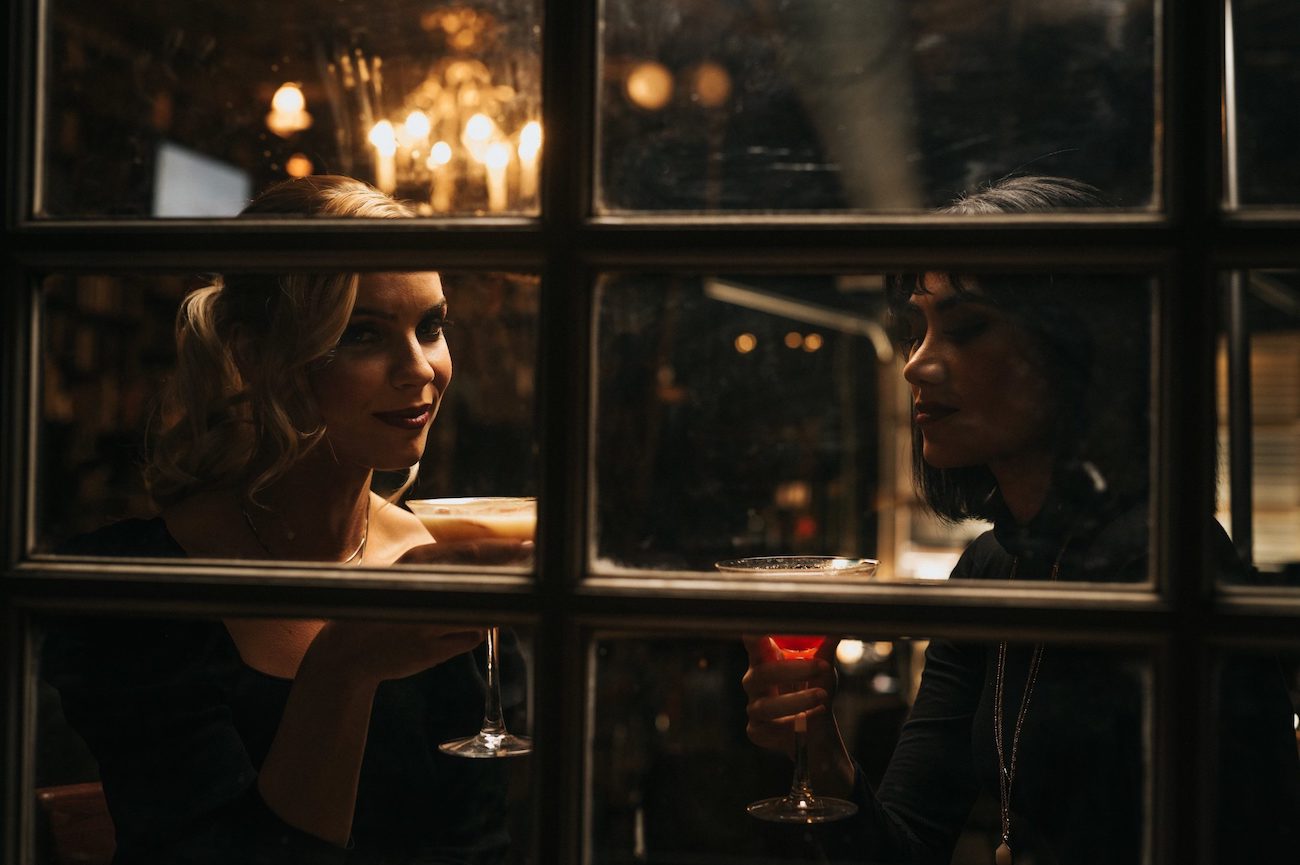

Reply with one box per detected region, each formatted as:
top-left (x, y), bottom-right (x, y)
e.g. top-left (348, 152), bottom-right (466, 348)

top-left (373, 404), bottom-right (432, 429)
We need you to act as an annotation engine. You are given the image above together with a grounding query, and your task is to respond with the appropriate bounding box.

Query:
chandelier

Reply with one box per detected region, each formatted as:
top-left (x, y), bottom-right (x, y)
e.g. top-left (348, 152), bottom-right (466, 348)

top-left (268, 5), bottom-right (541, 215)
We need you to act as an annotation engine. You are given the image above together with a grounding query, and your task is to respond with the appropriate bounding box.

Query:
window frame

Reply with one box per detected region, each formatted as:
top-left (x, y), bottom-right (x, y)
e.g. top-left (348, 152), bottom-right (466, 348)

top-left (5, 1), bottom-right (1300, 865)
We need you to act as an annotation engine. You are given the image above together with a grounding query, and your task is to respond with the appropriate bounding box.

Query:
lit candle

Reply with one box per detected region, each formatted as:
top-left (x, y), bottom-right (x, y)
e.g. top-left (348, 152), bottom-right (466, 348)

top-left (485, 141), bottom-right (511, 212)
top-left (462, 113), bottom-right (495, 163)
top-left (517, 121), bottom-right (541, 202)
top-left (427, 140), bottom-right (454, 212)
top-left (368, 120), bottom-right (398, 194)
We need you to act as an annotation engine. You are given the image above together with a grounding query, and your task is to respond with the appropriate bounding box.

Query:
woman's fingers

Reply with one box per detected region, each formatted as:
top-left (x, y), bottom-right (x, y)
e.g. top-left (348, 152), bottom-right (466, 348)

top-left (749, 686), bottom-right (830, 723)
top-left (396, 540), bottom-right (534, 566)
top-left (742, 657), bottom-right (835, 698)
top-left (312, 621), bottom-right (487, 684)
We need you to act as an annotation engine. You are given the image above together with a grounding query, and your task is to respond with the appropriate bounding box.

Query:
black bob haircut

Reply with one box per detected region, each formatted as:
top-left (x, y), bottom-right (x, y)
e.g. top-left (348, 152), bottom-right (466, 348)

top-left (885, 176), bottom-right (1151, 524)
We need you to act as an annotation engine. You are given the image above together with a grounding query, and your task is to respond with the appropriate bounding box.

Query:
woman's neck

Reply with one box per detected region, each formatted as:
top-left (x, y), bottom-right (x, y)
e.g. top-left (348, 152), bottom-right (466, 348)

top-left (246, 449), bottom-right (374, 561)
top-left (989, 451), bottom-right (1055, 526)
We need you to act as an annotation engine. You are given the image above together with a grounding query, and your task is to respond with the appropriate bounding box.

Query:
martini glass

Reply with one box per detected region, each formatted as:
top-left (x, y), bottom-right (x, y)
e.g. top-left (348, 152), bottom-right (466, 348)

top-left (716, 555), bottom-right (877, 823)
top-left (407, 496), bottom-right (535, 757)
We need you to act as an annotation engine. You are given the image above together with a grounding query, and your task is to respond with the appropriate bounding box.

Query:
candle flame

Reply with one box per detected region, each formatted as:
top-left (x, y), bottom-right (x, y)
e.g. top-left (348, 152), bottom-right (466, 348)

top-left (368, 120), bottom-right (398, 157)
top-left (518, 121), bottom-right (542, 160)
top-left (486, 141), bottom-right (511, 170)
top-left (403, 111), bottom-right (431, 140)
top-left (271, 83), bottom-right (306, 114)
top-left (428, 140), bottom-right (453, 167)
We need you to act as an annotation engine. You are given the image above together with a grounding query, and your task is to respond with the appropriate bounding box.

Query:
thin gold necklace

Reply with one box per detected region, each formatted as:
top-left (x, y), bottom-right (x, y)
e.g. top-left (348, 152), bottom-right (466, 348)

top-left (993, 536), bottom-right (1070, 865)
top-left (241, 503), bottom-right (369, 564)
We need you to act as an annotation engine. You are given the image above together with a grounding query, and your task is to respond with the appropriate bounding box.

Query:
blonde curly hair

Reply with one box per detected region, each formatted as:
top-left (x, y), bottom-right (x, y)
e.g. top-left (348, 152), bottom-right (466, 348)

top-left (145, 176), bottom-right (416, 507)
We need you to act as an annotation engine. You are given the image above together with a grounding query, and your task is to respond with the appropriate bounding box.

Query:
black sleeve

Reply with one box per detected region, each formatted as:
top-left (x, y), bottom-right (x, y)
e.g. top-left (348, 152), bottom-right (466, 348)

top-left (811, 635), bottom-right (984, 865)
top-left (41, 615), bottom-right (349, 865)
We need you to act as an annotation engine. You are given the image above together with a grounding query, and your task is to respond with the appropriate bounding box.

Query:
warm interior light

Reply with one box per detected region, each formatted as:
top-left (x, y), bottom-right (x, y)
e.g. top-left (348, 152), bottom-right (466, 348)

top-left (485, 141), bottom-right (511, 170)
top-left (734, 333), bottom-right (757, 354)
top-left (836, 640), bottom-right (866, 665)
top-left (428, 140), bottom-right (453, 167)
top-left (803, 333), bottom-right (824, 352)
top-left (518, 121), bottom-right (542, 160)
top-left (403, 111), bottom-right (431, 141)
top-left (266, 83), bottom-right (312, 137)
top-left (465, 114), bottom-right (494, 141)
top-left (463, 113), bottom-right (496, 162)
top-left (625, 61), bottom-right (674, 111)
top-left (271, 83), bottom-right (306, 114)
top-left (368, 120), bottom-right (398, 157)
top-left (284, 153), bottom-right (313, 178)
top-left (691, 61), bottom-right (732, 108)
top-left (784, 331), bottom-right (803, 349)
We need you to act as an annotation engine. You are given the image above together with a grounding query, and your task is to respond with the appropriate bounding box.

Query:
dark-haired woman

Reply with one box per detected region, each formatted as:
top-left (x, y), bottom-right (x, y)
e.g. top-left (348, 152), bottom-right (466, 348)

top-left (43, 176), bottom-right (526, 865)
top-left (742, 176), bottom-right (1299, 864)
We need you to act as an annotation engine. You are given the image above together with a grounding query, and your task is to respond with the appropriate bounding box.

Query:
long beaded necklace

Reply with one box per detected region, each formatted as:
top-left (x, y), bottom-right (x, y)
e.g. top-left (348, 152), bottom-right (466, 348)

top-left (241, 502), bottom-right (369, 564)
top-left (992, 536), bottom-right (1070, 865)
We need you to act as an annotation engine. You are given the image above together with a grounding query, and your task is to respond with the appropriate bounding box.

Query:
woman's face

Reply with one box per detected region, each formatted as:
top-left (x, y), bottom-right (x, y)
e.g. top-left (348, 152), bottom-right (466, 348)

top-left (899, 273), bottom-right (1055, 474)
top-left (310, 271), bottom-right (452, 472)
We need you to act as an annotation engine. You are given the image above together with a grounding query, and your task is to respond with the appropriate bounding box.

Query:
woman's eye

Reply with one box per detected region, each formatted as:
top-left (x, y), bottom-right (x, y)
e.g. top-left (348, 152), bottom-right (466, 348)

top-left (337, 324), bottom-right (379, 346)
top-left (419, 317), bottom-right (450, 342)
top-left (945, 319), bottom-right (988, 343)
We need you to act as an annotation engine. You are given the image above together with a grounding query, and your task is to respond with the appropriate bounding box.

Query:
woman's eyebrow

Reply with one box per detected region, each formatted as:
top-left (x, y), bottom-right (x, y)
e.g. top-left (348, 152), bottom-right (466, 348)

top-left (351, 300), bottom-right (448, 320)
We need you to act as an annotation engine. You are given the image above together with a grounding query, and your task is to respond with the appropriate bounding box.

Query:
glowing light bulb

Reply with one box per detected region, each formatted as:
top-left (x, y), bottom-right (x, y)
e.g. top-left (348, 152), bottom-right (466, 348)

top-left (266, 82), bottom-right (312, 137)
top-left (625, 61), bottom-right (674, 111)
top-left (285, 153), bottom-right (313, 178)
top-left (836, 640), bottom-right (866, 665)
top-left (271, 83), bottom-right (305, 114)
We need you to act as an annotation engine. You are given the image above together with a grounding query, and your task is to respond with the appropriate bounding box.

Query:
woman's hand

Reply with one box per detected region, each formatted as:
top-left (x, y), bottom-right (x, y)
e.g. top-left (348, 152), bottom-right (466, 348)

top-left (742, 635), bottom-right (856, 796)
top-left (306, 620), bottom-right (485, 687)
top-left (396, 539), bottom-right (534, 567)
top-left (742, 635), bottom-right (838, 757)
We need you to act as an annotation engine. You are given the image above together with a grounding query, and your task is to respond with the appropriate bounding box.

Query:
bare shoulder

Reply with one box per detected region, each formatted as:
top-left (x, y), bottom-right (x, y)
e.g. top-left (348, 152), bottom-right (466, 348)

top-left (369, 494), bottom-right (435, 561)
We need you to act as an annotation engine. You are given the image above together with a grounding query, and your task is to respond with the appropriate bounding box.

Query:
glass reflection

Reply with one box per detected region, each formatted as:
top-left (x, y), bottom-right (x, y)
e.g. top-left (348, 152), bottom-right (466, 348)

top-left (599, 0), bottom-right (1156, 212)
top-left (41, 0), bottom-right (541, 218)
top-left (36, 613), bottom-right (533, 864)
top-left (1229, 0), bottom-right (1300, 206)
top-left (1217, 270), bottom-right (1300, 586)
top-left (37, 180), bottom-right (538, 558)
top-left (591, 634), bottom-right (1152, 865)
top-left (593, 176), bottom-right (1152, 578)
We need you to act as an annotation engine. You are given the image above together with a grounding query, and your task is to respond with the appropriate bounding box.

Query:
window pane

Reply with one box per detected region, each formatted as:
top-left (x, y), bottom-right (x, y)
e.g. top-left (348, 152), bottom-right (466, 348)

top-left (589, 632), bottom-right (1152, 864)
top-left (1210, 649), bottom-right (1300, 860)
top-left (591, 271), bottom-right (1153, 585)
top-left (597, 0), bottom-right (1157, 213)
top-left (1216, 270), bottom-right (1300, 587)
top-left (34, 612), bottom-right (535, 863)
top-left (41, 0), bottom-right (541, 218)
top-left (36, 272), bottom-right (538, 569)
top-left (1229, 0), bottom-right (1300, 207)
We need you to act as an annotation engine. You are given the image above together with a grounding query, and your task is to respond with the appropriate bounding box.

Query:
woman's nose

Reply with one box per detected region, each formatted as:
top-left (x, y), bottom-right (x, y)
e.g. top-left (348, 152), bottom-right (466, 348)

top-left (392, 336), bottom-right (438, 388)
top-left (902, 338), bottom-right (946, 386)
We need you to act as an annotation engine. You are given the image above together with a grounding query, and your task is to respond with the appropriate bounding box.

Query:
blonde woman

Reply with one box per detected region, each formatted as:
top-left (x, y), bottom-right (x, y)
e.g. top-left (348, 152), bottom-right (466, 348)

top-left (44, 176), bottom-right (524, 864)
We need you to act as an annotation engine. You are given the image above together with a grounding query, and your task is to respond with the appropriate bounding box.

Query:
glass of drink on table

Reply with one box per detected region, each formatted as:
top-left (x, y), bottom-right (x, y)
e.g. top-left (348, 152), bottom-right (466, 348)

top-left (715, 555), bottom-right (877, 823)
top-left (407, 496), bottom-right (536, 757)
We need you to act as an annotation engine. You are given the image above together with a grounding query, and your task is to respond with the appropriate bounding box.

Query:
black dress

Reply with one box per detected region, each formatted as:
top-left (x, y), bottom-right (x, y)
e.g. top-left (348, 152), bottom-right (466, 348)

top-left (41, 518), bottom-right (519, 865)
top-left (817, 494), bottom-right (1300, 865)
